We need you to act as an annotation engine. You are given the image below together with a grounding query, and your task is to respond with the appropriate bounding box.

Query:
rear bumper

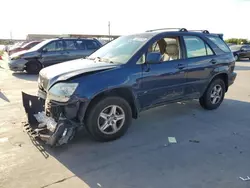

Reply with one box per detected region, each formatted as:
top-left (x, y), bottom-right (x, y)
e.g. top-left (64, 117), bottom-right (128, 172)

top-left (228, 72), bottom-right (237, 86)
top-left (22, 92), bottom-right (78, 146)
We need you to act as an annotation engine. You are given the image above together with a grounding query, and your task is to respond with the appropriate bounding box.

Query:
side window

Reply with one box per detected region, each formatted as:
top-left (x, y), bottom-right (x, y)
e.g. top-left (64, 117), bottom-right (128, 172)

top-left (85, 40), bottom-right (100, 50)
top-left (64, 40), bottom-right (77, 50)
top-left (75, 40), bottom-right (85, 50)
top-left (184, 36), bottom-right (207, 58)
top-left (206, 44), bottom-right (214, 55)
top-left (207, 36), bottom-right (230, 53)
top-left (43, 41), bottom-right (64, 52)
top-left (148, 37), bottom-right (180, 62)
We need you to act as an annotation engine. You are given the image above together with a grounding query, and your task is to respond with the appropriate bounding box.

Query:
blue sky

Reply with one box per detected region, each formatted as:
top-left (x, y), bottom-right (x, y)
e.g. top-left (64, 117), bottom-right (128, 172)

top-left (1, 0), bottom-right (250, 39)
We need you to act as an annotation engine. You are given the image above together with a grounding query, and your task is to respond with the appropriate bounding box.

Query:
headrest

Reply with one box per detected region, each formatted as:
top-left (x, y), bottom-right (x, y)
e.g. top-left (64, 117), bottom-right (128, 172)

top-left (166, 44), bottom-right (178, 56)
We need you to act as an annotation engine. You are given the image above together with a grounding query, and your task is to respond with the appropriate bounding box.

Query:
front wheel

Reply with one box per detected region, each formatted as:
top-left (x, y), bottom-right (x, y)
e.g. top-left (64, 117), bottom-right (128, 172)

top-left (86, 96), bottom-right (132, 141)
top-left (26, 61), bottom-right (42, 74)
top-left (199, 78), bottom-right (225, 110)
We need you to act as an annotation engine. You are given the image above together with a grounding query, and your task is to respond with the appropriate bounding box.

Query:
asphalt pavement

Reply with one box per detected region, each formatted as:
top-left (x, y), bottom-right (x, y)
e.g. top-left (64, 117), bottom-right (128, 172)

top-left (0, 60), bottom-right (250, 188)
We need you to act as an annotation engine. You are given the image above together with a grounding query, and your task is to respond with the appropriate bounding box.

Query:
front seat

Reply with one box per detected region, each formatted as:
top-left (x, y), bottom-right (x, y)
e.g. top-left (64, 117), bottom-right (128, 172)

top-left (165, 44), bottom-right (179, 60)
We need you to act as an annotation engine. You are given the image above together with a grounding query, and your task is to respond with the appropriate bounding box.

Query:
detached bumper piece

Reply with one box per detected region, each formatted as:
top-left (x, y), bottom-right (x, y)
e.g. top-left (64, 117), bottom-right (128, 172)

top-left (22, 92), bottom-right (76, 146)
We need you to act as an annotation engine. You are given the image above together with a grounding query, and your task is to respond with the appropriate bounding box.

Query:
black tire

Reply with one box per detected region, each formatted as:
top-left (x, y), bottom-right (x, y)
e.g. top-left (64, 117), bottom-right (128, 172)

top-left (199, 78), bottom-right (225, 110)
top-left (26, 61), bottom-right (42, 74)
top-left (86, 96), bottom-right (132, 142)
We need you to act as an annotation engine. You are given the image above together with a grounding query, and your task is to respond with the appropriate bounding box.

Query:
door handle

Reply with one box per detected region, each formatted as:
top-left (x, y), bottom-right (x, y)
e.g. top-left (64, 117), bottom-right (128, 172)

top-left (177, 64), bottom-right (185, 69)
top-left (210, 59), bottom-right (217, 64)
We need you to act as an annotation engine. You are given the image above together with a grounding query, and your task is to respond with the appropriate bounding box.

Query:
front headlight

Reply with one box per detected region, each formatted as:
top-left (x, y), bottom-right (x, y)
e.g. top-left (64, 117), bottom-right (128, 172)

top-left (48, 83), bottom-right (78, 102)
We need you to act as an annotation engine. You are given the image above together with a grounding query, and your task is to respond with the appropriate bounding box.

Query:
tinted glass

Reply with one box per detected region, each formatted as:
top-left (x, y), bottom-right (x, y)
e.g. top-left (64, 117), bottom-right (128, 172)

top-left (65, 40), bottom-right (77, 50)
top-left (85, 40), bottom-right (99, 50)
top-left (43, 41), bottom-right (64, 52)
top-left (75, 40), bottom-right (85, 50)
top-left (242, 46), bottom-right (250, 50)
top-left (207, 36), bottom-right (230, 52)
top-left (184, 36), bottom-right (206, 58)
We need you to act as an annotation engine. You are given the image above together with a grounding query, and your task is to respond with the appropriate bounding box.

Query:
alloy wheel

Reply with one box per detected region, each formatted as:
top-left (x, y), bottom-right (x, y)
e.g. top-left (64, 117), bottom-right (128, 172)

top-left (97, 105), bottom-right (126, 135)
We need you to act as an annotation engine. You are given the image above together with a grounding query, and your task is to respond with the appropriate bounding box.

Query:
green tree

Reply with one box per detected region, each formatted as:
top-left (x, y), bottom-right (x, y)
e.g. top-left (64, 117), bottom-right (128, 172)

top-left (225, 38), bottom-right (249, 45)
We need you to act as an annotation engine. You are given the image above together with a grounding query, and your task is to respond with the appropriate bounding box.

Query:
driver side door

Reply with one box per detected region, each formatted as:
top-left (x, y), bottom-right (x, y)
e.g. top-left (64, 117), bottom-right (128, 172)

top-left (138, 36), bottom-right (188, 109)
top-left (39, 40), bottom-right (67, 67)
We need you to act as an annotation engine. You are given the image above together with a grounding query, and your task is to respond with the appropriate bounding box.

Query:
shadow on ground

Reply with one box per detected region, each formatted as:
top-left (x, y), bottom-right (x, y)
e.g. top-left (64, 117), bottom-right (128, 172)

top-left (0, 91), bottom-right (10, 102)
top-left (12, 72), bottom-right (38, 81)
top-left (29, 98), bottom-right (250, 188)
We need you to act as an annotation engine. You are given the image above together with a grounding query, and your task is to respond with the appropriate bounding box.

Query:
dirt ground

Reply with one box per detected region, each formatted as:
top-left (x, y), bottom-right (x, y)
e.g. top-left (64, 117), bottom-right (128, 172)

top-left (0, 59), bottom-right (250, 188)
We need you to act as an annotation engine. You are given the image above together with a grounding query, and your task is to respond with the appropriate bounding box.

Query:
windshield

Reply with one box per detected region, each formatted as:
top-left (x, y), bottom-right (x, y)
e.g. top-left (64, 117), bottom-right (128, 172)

top-left (88, 35), bottom-right (149, 64)
top-left (27, 39), bottom-right (52, 52)
top-left (229, 45), bottom-right (242, 51)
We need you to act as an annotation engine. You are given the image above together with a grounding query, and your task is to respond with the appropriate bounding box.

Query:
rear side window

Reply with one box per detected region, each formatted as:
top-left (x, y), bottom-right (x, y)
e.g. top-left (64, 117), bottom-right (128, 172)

top-left (64, 40), bottom-right (77, 50)
top-left (85, 40), bottom-right (100, 50)
top-left (184, 36), bottom-right (207, 58)
top-left (207, 36), bottom-right (230, 53)
top-left (75, 40), bottom-right (85, 50)
top-left (43, 41), bottom-right (64, 52)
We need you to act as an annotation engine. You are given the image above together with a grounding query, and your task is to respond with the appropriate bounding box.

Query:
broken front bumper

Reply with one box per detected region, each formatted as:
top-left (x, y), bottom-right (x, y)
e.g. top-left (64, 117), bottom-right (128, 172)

top-left (22, 92), bottom-right (78, 146)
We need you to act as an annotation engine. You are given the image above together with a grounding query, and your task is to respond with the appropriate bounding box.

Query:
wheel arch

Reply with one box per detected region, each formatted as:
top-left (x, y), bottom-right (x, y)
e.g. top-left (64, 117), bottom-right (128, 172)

top-left (209, 72), bottom-right (229, 92)
top-left (82, 87), bottom-right (139, 124)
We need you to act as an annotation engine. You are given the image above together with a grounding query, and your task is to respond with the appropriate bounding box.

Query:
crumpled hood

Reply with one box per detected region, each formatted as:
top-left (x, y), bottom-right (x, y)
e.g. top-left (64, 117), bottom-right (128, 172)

top-left (39, 58), bottom-right (118, 90)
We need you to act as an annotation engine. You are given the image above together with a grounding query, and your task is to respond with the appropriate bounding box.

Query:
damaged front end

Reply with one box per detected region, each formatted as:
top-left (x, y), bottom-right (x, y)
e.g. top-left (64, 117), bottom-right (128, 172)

top-left (22, 92), bottom-right (80, 146)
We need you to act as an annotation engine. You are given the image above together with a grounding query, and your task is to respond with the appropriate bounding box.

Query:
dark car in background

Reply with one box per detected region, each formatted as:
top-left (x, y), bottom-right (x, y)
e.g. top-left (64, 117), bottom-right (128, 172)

top-left (8, 38), bottom-right (102, 73)
top-left (229, 45), bottom-right (250, 61)
top-left (22, 28), bottom-right (237, 146)
top-left (8, 41), bottom-right (41, 56)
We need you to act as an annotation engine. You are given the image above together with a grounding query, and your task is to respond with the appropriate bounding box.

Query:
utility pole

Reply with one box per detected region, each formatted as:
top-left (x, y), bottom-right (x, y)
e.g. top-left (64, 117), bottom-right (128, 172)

top-left (108, 21), bottom-right (111, 41)
top-left (10, 30), bottom-right (13, 42)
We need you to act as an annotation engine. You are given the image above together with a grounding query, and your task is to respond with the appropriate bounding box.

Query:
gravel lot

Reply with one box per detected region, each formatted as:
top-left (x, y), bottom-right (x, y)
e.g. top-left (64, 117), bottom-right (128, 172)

top-left (0, 59), bottom-right (250, 188)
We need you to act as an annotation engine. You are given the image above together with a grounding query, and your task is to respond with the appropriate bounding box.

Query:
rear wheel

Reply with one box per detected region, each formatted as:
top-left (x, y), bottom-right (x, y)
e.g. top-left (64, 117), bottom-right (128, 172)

top-left (26, 61), bottom-right (42, 74)
top-left (199, 78), bottom-right (225, 110)
top-left (86, 96), bottom-right (132, 141)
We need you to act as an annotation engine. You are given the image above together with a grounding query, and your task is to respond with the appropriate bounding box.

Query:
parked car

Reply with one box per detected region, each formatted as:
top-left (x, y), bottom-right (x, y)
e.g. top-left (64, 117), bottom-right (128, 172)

top-left (8, 41), bottom-right (41, 56)
top-left (22, 28), bottom-right (237, 146)
top-left (229, 44), bottom-right (250, 61)
top-left (8, 38), bottom-right (102, 74)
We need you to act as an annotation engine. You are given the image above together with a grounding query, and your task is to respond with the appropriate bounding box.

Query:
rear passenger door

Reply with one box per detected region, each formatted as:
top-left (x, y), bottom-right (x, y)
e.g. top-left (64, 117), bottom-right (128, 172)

top-left (183, 36), bottom-right (216, 98)
top-left (74, 40), bottom-right (89, 59)
top-left (63, 40), bottom-right (79, 61)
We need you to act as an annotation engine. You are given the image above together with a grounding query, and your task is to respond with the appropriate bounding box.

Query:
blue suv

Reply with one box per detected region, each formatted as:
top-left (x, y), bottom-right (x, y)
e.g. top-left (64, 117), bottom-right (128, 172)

top-left (22, 28), bottom-right (237, 146)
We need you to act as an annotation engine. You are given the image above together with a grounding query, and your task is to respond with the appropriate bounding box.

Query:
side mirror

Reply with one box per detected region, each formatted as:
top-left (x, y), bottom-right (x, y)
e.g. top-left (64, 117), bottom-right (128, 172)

top-left (146, 52), bottom-right (162, 64)
top-left (241, 48), bottom-right (245, 52)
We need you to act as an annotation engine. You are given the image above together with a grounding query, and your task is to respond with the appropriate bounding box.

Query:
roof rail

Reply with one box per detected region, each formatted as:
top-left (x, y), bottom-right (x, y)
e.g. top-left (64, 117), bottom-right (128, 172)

top-left (189, 30), bottom-right (210, 34)
top-left (146, 28), bottom-right (187, 32)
